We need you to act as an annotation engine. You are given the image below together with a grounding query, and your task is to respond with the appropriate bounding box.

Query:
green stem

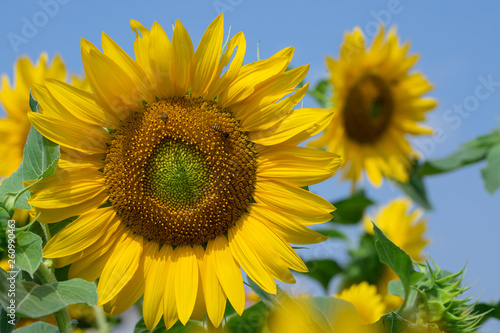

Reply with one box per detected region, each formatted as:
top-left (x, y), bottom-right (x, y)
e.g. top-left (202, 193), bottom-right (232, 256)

top-left (93, 305), bottom-right (110, 333)
top-left (36, 262), bottom-right (72, 333)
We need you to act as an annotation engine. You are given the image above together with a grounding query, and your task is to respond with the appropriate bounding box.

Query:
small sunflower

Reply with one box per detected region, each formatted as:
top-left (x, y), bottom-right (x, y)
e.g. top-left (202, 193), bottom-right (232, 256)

top-left (0, 54), bottom-right (87, 180)
top-left (364, 198), bottom-right (429, 310)
top-left (334, 282), bottom-right (386, 324)
top-left (27, 15), bottom-right (340, 329)
top-left (310, 26), bottom-right (437, 186)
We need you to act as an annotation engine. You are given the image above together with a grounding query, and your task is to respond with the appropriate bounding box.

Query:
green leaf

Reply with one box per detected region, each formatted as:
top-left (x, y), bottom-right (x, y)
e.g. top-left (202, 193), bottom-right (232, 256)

top-left (420, 148), bottom-right (488, 176)
top-left (339, 234), bottom-right (383, 290)
top-left (481, 144), bottom-right (500, 194)
top-left (247, 277), bottom-right (275, 308)
top-left (13, 322), bottom-right (58, 333)
top-left (302, 259), bottom-right (343, 290)
top-left (463, 128), bottom-right (500, 150)
top-left (308, 79), bottom-right (332, 109)
top-left (0, 269), bottom-right (97, 317)
top-left (14, 232), bottom-right (43, 277)
top-left (133, 318), bottom-right (202, 333)
top-left (474, 301), bottom-right (500, 326)
top-left (372, 223), bottom-right (419, 307)
top-left (226, 301), bottom-right (268, 333)
top-left (315, 228), bottom-right (347, 240)
top-left (393, 162), bottom-right (432, 210)
top-left (1, 308), bottom-right (18, 333)
top-left (0, 125), bottom-right (59, 210)
top-left (331, 189), bottom-right (375, 224)
top-left (368, 312), bottom-right (443, 333)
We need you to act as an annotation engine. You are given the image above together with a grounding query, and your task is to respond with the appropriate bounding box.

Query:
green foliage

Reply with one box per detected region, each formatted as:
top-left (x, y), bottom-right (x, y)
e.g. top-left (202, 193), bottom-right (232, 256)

top-left (368, 312), bottom-right (443, 333)
top-left (481, 144), bottom-right (500, 193)
top-left (393, 162), bottom-right (432, 210)
top-left (13, 322), bottom-right (58, 333)
top-left (14, 232), bottom-right (43, 277)
top-left (331, 189), bottom-right (375, 224)
top-left (226, 301), bottom-right (268, 333)
top-left (315, 228), bottom-right (347, 240)
top-left (1, 308), bottom-right (18, 333)
top-left (340, 234), bottom-right (384, 290)
top-left (474, 301), bottom-right (500, 325)
top-left (0, 95), bottom-right (60, 212)
top-left (247, 277), bottom-right (276, 308)
top-left (303, 259), bottom-right (343, 290)
top-left (372, 223), bottom-right (424, 309)
top-left (0, 269), bottom-right (97, 318)
top-left (308, 79), bottom-right (332, 109)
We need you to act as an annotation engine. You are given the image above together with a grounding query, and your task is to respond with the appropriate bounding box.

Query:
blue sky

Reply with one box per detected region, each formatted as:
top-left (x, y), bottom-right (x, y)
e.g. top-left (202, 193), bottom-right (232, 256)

top-left (1, 0), bottom-right (499, 330)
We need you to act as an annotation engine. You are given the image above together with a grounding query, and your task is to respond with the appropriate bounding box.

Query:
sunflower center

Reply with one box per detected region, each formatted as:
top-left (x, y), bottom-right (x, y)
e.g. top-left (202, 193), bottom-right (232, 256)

top-left (343, 74), bottom-right (394, 143)
top-left (104, 96), bottom-right (257, 246)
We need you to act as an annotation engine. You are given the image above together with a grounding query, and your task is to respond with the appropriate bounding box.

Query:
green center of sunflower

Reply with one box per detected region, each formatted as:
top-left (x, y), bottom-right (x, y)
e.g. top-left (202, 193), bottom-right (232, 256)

top-left (343, 74), bottom-right (394, 143)
top-left (104, 96), bottom-right (257, 246)
top-left (146, 141), bottom-right (210, 206)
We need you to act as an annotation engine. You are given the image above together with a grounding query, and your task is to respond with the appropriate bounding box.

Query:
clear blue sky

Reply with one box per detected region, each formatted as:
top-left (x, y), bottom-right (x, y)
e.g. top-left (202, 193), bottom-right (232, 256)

top-left (1, 0), bottom-right (499, 330)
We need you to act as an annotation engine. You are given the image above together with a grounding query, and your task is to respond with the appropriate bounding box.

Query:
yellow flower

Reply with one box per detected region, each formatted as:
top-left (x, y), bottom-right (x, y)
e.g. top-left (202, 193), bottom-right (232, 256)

top-left (335, 282), bottom-right (386, 324)
top-left (27, 15), bottom-right (340, 330)
top-left (310, 26), bottom-right (437, 186)
top-left (268, 293), bottom-right (378, 333)
top-left (364, 198), bottom-right (429, 310)
top-left (0, 54), bottom-right (87, 180)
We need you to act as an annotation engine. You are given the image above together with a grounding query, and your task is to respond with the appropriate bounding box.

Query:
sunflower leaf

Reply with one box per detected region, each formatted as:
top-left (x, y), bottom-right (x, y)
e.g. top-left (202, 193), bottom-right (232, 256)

top-left (481, 144), bottom-right (500, 194)
top-left (226, 301), bottom-right (268, 333)
top-left (13, 322), bottom-right (58, 333)
top-left (14, 231), bottom-right (42, 277)
top-left (393, 162), bottom-right (432, 210)
top-left (0, 125), bottom-right (59, 211)
top-left (0, 269), bottom-right (97, 318)
top-left (302, 259), bottom-right (343, 290)
top-left (331, 189), bottom-right (375, 224)
top-left (367, 312), bottom-right (443, 333)
top-left (316, 228), bottom-right (347, 240)
top-left (308, 79), bottom-right (332, 109)
top-left (372, 223), bottom-right (417, 309)
top-left (247, 278), bottom-right (276, 308)
top-left (0, 308), bottom-right (18, 333)
top-left (474, 301), bottom-right (500, 326)
top-left (419, 147), bottom-right (488, 176)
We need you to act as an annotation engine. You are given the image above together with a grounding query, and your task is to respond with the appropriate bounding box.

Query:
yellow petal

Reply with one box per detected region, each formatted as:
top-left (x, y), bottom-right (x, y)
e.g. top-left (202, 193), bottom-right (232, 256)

top-left (163, 253), bottom-right (179, 330)
top-left (205, 32), bottom-right (246, 100)
top-left (253, 179), bottom-right (335, 217)
top-left (191, 14), bottom-right (224, 97)
top-left (43, 207), bottom-right (116, 257)
top-left (144, 244), bottom-right (172, 330)
top-left (257, 146), bottom-right (341, 186)
top-left (174, 245), bottom-right (198, 324)
top-left (211, 235), bottom-right (245, 315)
top-left (44, 79), bottom-right (120, 129)
top-left (170, 20), bottom-right (194, 95)
top-left (228, 216), bottom-right (277, 294)
top-left (149, 22), bottom-right (174, 98)
top-left (28, 113), bottom-right (110, 154)
top-left (28, 168), bottom-right (106, 209)
top-left (97, 231), bottom-right (143, 305)
top-left (250, 203), bottom-right (328, 245)
top-left (250, 108), bottom-right (333, 146)
top-left (199, 242), bottom-right (226, 327)
top-left (101, 32), bottom-right (155, 103)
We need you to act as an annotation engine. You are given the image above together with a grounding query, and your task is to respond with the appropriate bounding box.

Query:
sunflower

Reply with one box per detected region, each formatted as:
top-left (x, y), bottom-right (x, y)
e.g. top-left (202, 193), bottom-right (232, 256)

top-left (334, 282), bottom-right (386, 324)
top-left (309, 26), bottom-right (437, 186)
top-left (363, 198), bottom-right (429, 310)
top-left (27, 15), bottom-right (341, 329)
top-left (0, 54), bottom-right (87, 180)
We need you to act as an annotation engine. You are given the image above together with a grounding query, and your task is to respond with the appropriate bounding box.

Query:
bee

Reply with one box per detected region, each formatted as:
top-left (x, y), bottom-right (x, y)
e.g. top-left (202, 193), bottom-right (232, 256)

top-left (211, 124), bottom-right (229, 138)
top-left (159, 112), bottom-right (168, 120)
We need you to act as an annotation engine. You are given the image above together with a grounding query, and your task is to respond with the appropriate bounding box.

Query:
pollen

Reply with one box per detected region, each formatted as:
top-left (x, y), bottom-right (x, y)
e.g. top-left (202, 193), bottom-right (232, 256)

top-left (343, 74), bottom-right (394, 143)
top-left (104, 96), bottom-right (257, 246)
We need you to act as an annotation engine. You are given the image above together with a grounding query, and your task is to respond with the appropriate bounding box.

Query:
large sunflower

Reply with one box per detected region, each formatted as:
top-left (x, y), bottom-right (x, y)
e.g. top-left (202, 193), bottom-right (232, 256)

top-left (0, 54), bottom-right (66, 179)
top-left (27, 15), bottom-right (341, 329)
top-left (309, 27), bottom-right (437, 186)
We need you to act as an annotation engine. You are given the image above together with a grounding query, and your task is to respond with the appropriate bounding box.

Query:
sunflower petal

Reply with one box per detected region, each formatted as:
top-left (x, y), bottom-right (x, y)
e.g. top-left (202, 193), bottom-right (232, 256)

top-left (174, 245), bottom-right (199, 324)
